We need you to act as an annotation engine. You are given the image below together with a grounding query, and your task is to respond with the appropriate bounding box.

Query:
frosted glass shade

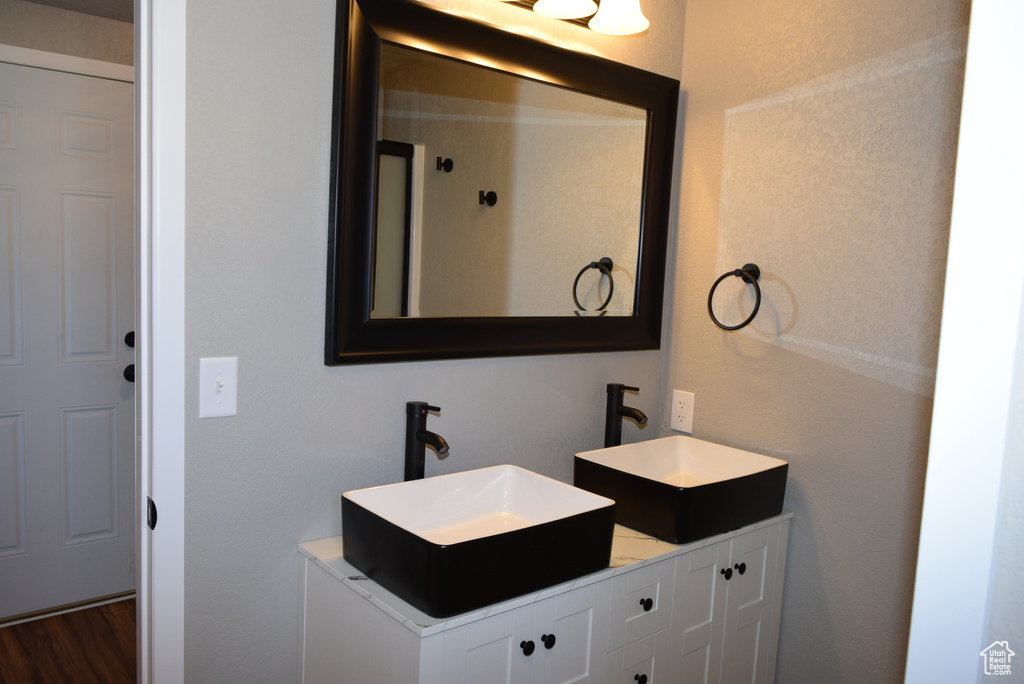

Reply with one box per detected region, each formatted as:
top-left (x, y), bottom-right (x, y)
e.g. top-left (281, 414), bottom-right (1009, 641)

top-left (533, 0), bottom-right (598, 19)
top-left (588, 0), bottom-right (649, 35)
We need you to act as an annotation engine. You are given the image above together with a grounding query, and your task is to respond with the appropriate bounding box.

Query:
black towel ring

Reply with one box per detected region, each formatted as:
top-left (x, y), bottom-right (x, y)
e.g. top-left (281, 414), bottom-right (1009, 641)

top-left (573, 257), bottom-right (614, 313)
top-left (708, 263), bottom-right (762, 331)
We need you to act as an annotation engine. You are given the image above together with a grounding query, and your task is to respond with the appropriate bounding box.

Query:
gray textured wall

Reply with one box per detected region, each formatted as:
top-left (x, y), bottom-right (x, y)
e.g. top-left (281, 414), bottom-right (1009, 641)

top-left (183, 0), bottom-right (684, 680)
top-left (181, 0), bottom-right (970, 680)
top-left (666, 0), bottom-right (969, 681)
top-left (0, 0), bottom-right (132, 65)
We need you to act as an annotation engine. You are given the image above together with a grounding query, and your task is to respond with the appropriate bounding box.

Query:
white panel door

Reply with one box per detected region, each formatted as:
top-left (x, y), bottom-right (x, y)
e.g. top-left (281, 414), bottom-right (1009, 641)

top-left (0, 61), bottom-right (134, 619)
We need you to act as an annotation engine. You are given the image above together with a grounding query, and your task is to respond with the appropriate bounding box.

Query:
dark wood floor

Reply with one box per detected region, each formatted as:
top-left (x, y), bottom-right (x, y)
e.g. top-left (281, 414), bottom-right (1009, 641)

top-left (0, 598), bottom-right (136, 684)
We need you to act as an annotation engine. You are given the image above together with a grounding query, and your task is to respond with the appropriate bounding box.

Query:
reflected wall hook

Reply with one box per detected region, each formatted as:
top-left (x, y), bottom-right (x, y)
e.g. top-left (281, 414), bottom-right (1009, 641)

top-left (479, 190), bottom-right (498, 206)
top-left (708, 263), bottom-right (761, 331)
top-left (436, 157), bottom-right (453, 172)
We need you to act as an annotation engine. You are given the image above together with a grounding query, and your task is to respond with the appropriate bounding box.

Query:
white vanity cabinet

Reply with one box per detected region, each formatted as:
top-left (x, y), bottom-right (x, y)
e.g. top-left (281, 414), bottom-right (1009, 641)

top-left (298, 513), bottom-right (791, 684)
top-left (297, 539), bottom-right (603, 684)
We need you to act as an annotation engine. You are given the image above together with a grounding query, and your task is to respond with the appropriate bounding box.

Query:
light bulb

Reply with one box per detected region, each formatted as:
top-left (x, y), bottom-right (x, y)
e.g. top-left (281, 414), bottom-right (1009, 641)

top-left (533, 0), bottom-right (598, 19)
top-left (588, 0), bottom-right (649, 35)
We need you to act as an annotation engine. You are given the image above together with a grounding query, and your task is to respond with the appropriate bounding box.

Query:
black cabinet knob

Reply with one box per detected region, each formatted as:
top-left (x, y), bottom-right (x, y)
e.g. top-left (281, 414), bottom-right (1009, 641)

top-left (735, 562), bottom-right (747, 575)
top-left (639, 597), bottom-right (653, 612)
top-left (634, 675), bottom-right (648, 684)
top-left (720, 567), bottom-right (733, 580)
top-left (541, 634), bottom-right (556, 649)
top-left (124, 331), bottom-right (135, 348)
top-left (123, 364), bottom-right (135, 382)
top-left (520, 640), bottom-right (535, 656)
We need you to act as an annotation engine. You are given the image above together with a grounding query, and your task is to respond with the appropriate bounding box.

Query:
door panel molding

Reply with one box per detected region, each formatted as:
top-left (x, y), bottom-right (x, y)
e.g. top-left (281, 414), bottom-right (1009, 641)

top-left (58, 191), bottom-right (118, 362)
top-left (0, 44), bottom-right (133, 83)
top-left (0, 412), bottom-right (26, 558)
top-left (61, 405), bottom-right (119, 544)
top-left (0, 187), bottom-right (22, 365)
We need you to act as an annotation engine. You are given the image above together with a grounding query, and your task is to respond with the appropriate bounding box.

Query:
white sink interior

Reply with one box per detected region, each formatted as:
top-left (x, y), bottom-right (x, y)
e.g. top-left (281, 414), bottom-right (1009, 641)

top-left (576, 436), bottom-right (788, 488)
top-left (343, 465), bottom-right (614, 546)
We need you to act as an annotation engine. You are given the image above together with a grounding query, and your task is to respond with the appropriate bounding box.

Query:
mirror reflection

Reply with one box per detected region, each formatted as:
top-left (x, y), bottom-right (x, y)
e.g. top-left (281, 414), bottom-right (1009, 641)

top-left (372, 43), bottom-right (648, 318)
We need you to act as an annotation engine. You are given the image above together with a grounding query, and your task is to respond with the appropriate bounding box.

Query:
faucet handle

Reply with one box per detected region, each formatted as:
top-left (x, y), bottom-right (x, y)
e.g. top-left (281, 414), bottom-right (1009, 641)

top-left (608, 383), bottom-right (640, 393)
top-left (406, 401), bottom-right (441, 416)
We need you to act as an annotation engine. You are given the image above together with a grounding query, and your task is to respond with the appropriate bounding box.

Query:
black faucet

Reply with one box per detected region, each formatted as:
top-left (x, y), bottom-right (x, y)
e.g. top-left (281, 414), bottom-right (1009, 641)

top-left (605, 383), bottom-right (648, 448)
top-left (405, 401), bottom-right (449, 481)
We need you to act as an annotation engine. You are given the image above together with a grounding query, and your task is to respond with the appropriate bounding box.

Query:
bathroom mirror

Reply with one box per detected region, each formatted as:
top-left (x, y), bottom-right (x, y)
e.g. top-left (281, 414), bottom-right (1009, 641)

top-left (326, 0), bottom-right (679, 365)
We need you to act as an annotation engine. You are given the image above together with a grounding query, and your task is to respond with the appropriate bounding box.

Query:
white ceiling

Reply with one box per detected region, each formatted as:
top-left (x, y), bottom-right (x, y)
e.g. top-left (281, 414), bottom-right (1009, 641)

top-left (23, 0), bottom-right (133, 23)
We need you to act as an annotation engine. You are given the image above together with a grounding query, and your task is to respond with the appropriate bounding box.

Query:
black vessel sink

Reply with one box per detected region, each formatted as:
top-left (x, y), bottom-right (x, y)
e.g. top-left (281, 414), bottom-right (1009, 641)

top-left (342, 465), bottom-right (616, 618)
top-left (574, 436), bottom-right (787, 544)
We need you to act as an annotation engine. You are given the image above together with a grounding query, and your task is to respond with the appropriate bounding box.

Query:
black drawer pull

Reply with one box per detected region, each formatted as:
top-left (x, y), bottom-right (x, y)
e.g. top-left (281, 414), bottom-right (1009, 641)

top-left (541, 633), bottom-right (556, 649)
top-left (639, 597), bottom-right (653, 612)
top-left (735, 562), bottom-right (747, 575)
top-left (634, 675), bottom-right (648, 684)
top-left (721, 567), bottom-right (733, 580)
top-left (520, 640), bottom-right (535, 656)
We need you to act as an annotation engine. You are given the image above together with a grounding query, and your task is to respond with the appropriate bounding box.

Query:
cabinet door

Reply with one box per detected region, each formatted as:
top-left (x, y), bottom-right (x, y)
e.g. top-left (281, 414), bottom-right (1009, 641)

top-left (668, 540), bottom-right (730, 684)
top-left (300, 558), bottom-right (423, 684)
top-left (531, 584), bottom-right (601, 684)
top-left (441, 606), bottom-right (534, 684)
top-left (719, 524), bottom-right (779, 684)
top-left (607, 558), bottom-right (675, 652)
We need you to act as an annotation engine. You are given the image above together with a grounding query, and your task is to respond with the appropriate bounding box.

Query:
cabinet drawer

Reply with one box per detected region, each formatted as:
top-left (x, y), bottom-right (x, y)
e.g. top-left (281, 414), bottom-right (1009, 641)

top-left (605, 633), bottom-right (659, 684)
top-left (607, 558), bottom-right (674, 652)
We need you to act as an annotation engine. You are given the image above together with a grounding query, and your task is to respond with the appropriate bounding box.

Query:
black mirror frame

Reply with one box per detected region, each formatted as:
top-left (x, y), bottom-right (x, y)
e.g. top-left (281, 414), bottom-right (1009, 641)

top-left (325, 0), bottom-right (679, 365)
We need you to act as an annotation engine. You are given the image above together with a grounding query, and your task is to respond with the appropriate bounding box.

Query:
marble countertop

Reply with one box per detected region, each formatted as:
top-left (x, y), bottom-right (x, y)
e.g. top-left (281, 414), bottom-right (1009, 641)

top-left (299, 511), bottom-right (793, 638)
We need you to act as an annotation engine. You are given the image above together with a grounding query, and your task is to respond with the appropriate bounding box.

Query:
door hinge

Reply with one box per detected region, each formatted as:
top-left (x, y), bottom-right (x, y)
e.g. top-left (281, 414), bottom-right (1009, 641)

top-left (147, 496), bottom-right (158, 530)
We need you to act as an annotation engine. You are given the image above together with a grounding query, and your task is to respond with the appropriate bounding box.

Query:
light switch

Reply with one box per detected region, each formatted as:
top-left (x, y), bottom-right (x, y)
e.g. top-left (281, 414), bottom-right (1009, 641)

top-left (199, 357), bottom-right (238, 418)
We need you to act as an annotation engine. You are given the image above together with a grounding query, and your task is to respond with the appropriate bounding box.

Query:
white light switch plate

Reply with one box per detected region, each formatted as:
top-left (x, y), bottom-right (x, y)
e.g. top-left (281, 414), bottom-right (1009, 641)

top-left (199, 357), bottom-right (238, 418)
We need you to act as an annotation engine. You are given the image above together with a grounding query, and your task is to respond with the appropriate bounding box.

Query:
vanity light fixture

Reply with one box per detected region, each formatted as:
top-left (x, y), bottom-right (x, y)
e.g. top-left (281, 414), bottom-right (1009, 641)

top-left (500, 0), bottom-right (650, 35)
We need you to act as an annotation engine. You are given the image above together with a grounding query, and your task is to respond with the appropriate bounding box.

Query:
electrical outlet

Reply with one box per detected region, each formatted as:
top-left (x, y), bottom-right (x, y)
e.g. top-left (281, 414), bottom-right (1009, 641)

top-left (671, 390), bottom-right (694, 433)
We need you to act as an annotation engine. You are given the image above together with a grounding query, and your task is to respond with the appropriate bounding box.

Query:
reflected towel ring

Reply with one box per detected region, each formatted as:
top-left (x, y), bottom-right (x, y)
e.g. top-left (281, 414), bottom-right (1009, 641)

top-left (573, 257), bottom-right (614, 313)
top-left (708, 263), bottom-right (761, 330)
